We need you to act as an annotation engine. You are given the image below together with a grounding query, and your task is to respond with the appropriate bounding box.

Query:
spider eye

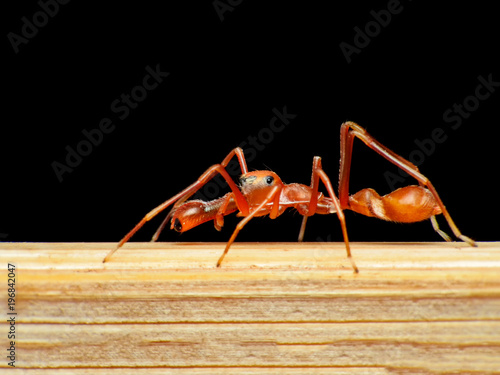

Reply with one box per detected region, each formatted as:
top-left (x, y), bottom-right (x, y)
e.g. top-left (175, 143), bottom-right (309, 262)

top-left (173, 218), bottom-right (183, 232)
top-left (265, 176), bottom-right (274, 185)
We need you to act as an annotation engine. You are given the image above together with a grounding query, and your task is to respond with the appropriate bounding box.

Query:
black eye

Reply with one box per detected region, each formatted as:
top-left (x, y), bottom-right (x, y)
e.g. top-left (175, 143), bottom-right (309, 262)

top-left (173, 218), bottom-right (183, 232)
top-left (265, 176), bottom-right (274, 185)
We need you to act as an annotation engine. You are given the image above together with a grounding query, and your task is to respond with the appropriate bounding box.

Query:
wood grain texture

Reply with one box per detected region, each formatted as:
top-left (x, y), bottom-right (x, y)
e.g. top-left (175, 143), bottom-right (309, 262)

top-left (2, 242), bottom-right (500, 374)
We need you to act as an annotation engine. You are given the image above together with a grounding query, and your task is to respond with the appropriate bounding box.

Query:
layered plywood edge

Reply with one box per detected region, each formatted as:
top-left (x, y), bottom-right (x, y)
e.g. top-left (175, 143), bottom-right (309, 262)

top-left (1, 241), bottom-right (499, 373)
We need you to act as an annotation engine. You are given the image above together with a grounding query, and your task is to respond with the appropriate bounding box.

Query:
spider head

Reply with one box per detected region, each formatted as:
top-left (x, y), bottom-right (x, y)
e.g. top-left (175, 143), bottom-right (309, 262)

top-left (239, 171), bottom-right (282, 204)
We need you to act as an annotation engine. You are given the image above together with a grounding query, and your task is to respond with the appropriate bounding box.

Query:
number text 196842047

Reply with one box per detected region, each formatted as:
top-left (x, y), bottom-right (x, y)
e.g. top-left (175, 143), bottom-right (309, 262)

top-left (7, 264), bottom-right (16, 368)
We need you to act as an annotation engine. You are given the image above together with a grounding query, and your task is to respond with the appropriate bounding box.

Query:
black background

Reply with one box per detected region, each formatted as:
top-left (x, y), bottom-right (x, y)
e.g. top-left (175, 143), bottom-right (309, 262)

top-left (3, 1), bottom-right (499, 246)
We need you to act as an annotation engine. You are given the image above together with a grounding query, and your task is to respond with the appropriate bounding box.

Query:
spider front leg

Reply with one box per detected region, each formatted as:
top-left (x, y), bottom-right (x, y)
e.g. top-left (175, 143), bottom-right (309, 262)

top-left (103, 148), bottom-right (251, 263)
top-left (338, 121), bottom-right (476, 247)
top-left (151, 148), bottom-right (248, 242)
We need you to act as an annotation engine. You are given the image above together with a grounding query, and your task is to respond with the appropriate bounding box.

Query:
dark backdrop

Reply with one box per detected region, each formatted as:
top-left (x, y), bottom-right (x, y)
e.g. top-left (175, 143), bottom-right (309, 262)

top-left (3, 1), bottom-right (498, 245)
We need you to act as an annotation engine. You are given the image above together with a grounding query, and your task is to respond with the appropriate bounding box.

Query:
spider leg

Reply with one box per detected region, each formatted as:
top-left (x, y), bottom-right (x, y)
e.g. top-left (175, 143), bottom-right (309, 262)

top-left (103, 148), bottom-right (250, 263)
top-left (339, 121), bottom-right (475, 247)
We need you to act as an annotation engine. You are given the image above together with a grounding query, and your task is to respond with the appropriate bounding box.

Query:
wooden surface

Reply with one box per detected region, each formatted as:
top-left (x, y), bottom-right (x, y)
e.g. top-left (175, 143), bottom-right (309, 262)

top-left (2, 241), bottom-right (500, 374)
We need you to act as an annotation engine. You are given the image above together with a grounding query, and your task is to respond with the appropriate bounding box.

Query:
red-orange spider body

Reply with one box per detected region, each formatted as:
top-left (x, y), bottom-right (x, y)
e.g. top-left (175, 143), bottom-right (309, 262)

top-left (103, 122), bottom-right (476, 273)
